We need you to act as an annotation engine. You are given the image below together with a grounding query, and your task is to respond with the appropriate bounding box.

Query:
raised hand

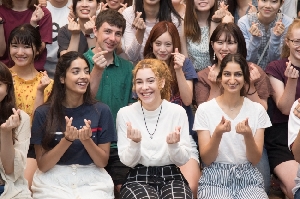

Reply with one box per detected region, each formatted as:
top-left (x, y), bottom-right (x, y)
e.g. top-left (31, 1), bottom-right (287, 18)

top-left (215, 116), bottom-right (231, 135)
top-left (293, 98), bottom-right (300, 119)
top-left (0, 108), bottom-right (20, 133)
top-left (68, 4), bottom-right (76, 19)
top-left (207, 65), bottom-right (218, 83)
top-left (273, 19), bottom-right (285, 36)
top-left (132, 12), bottom-right (146, 30)
top-left (212, 1), bottom-right (228, 23)
top-left (166, 126), bottom-right (181, 144)
top-left (118, 3), bottom-right (127, 14)
top-left (30, 4), bottom-right (45, 27)
top-left (92, 47), bottom-right (109, 70)
top-left (64, 116), bottom-right (78, 142)
top-left (100, 2), bottom-right (109, 12)
top-left (248, 2), bottom-right (257, 13)
top-left (68, 17), bottom-right (81, 35)
top-left (83, 15), bottom-right (96, 35)
top-left (37, 71), bottom-right (51, 91)
top-left (171, 48), bottom-right (185, 71)
top-left (235, 118), bottom-right (252, 136)
top-left (249, 63), bottom-right (261, 84)
top-left (249, 22), bottom-right (262, 37)
top-left (284, 61), bottom-right (299, 79)
top-left (127, 122), bottom-right (141, 143)
top-left (78, 119), bottom-right (92, 141)
top-left (38, 0), bottom-right (47, 7)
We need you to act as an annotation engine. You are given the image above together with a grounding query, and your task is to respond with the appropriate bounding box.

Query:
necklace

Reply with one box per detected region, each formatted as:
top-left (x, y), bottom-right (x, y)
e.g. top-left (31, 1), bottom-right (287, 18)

top-left (141, 104), bottom-right (162, 139)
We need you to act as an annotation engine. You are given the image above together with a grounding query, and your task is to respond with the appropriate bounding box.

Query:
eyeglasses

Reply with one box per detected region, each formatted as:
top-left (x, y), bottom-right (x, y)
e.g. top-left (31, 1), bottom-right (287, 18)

top-left (287, 38), bottom-right (300, 47)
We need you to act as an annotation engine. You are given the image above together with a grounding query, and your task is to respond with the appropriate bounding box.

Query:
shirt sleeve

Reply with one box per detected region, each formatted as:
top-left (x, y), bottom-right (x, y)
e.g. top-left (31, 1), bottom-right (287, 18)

top-left (238, 15), bottom-right (262, 63)
top-left (257, 103), bottom-right (272, 129)
top-left (182, 58), bottom-right (198, 81)
top-left (31, 108), bottom-right (47, 145)
top-left (57, 25), bottom-right (70, 57)
top-left (122, 7), bottom-right (142, 62)
top-left (97, 104), bottom-right (117, 144)
top-left (2, 111), bottom-right (31, 181)
top-left (193, 103), bottom-right (210, 131)
top-left (39, 7), bottom-right (53, 44)
top-left (195, 69), bottom-right (210, 105)
top-left (265, 60), bottom-right (285, 82)
top-left (167, 108), bottom-right (191, 166)
top-left (117, 108), bottom-right (142, 168)
top-left (288, 100), bottom-right (300, 150)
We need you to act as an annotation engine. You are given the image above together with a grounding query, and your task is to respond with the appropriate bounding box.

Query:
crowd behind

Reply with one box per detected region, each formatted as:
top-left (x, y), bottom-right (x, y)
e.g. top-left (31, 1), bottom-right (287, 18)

top-left (2, 0), bottom-right (300, 198)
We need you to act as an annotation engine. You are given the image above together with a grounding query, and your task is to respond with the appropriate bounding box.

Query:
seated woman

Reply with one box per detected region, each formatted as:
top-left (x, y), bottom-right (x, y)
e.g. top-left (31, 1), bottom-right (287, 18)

top-left (288, 99), bottom-right (300, 199)
top-left (30, 51), bottom-right (116, 199)
top-left (143, 21), bottom-right (199, 197)
top-left (117, 59), bottom-right (193, 199)
top-left (0, 62), bottom-right (31, 198)
top-left (195, 22), bottom-right (274, 192)
top-left (194, 53), bottom-right (271, 199)
top-left (264, 19), bottom-right (300, 199)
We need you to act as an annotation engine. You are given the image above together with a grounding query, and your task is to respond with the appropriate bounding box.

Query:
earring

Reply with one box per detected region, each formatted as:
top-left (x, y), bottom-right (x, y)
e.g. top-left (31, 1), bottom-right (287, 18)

top-left (213, 53), bottom-right (216, 60)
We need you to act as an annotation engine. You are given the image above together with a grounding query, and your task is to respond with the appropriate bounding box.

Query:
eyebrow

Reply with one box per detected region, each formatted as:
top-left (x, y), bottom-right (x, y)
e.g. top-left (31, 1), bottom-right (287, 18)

top-left (71, 66), bottom-right (89, 70)
top-left (135, 77), bottom-right (155, 80)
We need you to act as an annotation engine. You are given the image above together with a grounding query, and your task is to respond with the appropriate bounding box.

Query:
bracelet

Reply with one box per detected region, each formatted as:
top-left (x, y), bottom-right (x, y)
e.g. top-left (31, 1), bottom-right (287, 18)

top-left (211, 18), bottom-right (222, 23)
top-left (248, 90), bottom-right (257, 95)
top-left (64, 137), bottom-right (74, 143)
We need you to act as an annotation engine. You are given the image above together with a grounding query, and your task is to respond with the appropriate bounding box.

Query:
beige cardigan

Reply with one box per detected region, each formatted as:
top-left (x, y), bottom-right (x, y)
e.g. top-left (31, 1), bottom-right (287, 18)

top-left (0, 110), bottom-right (32, 199)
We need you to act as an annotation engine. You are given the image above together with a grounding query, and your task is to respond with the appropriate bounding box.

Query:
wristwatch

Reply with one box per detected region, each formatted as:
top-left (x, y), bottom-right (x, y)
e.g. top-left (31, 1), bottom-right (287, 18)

top-left (0, 18), bottom-right (5, 24)
top-left (85, 33), bottom-right (95, 39)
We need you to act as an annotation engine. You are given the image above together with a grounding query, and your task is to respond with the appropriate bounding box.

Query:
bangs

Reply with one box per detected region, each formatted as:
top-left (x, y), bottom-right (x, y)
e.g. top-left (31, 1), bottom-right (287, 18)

top-left (11, 35), bottom-right (33, 47)
top-left (215, 28), bottom-right (237, 43)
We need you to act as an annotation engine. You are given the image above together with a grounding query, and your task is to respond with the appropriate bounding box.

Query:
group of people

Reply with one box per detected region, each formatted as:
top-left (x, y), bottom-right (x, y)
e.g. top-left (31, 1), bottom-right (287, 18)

top-left (1, 0), bottom-right (300, 199)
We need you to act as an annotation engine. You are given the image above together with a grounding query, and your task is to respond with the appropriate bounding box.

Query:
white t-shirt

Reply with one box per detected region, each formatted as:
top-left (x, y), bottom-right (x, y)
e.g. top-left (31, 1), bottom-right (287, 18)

top-left (193, 97), bottom-right (271, 164)
top-left (45, 0), bottom-right (71, 78)
top-left (117, 100), bottom-right (191, 168)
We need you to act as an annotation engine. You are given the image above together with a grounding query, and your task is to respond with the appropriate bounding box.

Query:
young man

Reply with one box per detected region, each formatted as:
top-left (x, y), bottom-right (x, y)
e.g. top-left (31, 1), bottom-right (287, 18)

top-left (45, 0), bottom-right (72, 79)
top-left (83, 9), bottom-right (134, 193)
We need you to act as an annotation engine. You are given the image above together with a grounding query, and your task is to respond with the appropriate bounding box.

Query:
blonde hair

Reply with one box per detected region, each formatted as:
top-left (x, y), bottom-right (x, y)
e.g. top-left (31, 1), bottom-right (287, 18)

top-left (132, 59), bottom-right (173, 101)
top-left (281, 19), bottom-right (300, 58)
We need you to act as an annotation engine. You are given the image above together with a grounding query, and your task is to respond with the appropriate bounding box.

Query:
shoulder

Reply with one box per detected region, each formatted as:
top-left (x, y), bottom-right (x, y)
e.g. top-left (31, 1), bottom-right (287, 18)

top-left (19, 110), bottom-right (30, 124)
top-left (35, 104), bottom-right (51, 115)
top-left (41, 6), bottom-right (51, 15)
top-left (115, 54), bottom-right (134, 69)
top-left (92, 102), bottom-right (111, 112)
top-left (282, 14), bottom-right (293, 26)
top-left (118, 102), bottom-right (139, 115)
top-left (122, 6), bottom-right (134, 19)
top-left (265, 59), bottom-right (286, 73)
top-left (197, 67), bottom-right (210, 80)
top-left (163, 100), bottom-right (187, 114)
top-left (238, 14), bottom-right (250, 25)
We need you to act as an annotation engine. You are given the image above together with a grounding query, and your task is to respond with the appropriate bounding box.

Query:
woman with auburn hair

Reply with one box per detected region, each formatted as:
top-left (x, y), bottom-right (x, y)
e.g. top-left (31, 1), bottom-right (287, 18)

top-left (121, 0), bottom-right (182, 63)
top-left (143, 21), bottom-right (199, 197)
top-left (0, 62), bottom-right (31, 198)
top-left (117, 59), bottom-right (193, 199)
top-left (264, 19), bottom-right (300, 199)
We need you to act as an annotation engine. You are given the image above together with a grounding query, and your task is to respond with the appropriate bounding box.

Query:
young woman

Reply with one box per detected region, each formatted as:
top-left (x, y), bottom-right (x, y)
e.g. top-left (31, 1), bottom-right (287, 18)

top-left (117, 59), bottom-right (193, 199)
top-left (264, 19), bottom-right (300, 199)
top-left (121, 0), bottom-right (182, 63)
top-left (58, 0), bottom-right (100, 57)
top-left (0, 62), bottom-right (31, 198)
top-left (181, 0), bottom-right (233, 72)
top-left (194, 53), bottom-right (271, 198)
top-left (7, 23), bottom-right (53, 190)
top-left (143, 21), bottom-right (199, 197)
top-left (0, 0), bottom-right (52, 71)
top-left (238, 0), bottom-right (293, 70)
top-left (100, 0), bottom-right (132, 13)
top-left (30, 51), bottom-right (116, 199)
top-left (195, 22), bottom-right (274, 192)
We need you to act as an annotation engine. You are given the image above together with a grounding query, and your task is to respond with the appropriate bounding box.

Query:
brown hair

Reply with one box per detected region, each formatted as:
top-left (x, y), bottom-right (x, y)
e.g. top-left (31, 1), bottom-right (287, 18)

top-left (184, 0), bottom-right (217, 42)
top-left (133, 59), bottom-right (173, 101)
top-left (144, 21), bottom-right (180, 95)
top-left (2, 0), bottom-right (37, 10)
top-left (281, 19), bottom-right (300, 58)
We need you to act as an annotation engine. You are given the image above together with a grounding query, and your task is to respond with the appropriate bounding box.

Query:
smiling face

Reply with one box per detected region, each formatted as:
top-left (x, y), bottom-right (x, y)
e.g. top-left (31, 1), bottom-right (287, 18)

top-left (220, 61), bottom-right (244, 94)
top-left (94, 22), bottom-right (123, 53)
top-left (9, 42), bottom-right (36, 67)
top-left (106, 0), bottom-right (124, 10)
top-left (194, 0), bottom-right (215, 12)
top-left (212, 32), bottom-right (238, 64)
top-left (286, 27), bottom-right (300, 61)
top-left (135, 68), bottom-right (164, 110)
top-left (143, 0), bottom-right (160, 6)
top-left (61, 58), bottom-right (90, 97)
top-left (75, 0), bottom-right (98, 19)
top-left (152, 31), bottom-right (174, 62)
top-left (257, 0), bottom-right (282, 20)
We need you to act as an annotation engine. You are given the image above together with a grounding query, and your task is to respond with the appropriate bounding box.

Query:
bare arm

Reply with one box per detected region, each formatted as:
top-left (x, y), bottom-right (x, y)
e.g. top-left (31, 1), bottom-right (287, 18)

top-left (243, 128), bottom-right (264, 165)
top-left (292, 131), bottom-right (300, 163)
top-left (33, 72), bottom-right (51, 113)
top-left (60, 17), bottom-right (81, 56)
top-left (81, 140), bottom-right (110, 167)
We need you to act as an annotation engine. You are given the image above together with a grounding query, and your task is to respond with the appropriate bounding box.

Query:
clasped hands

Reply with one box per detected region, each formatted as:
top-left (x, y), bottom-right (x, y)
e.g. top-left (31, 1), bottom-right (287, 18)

top-left (126, 122), bottom-right (181, 144)
top-left (64, 116), bottom-right (92, 142)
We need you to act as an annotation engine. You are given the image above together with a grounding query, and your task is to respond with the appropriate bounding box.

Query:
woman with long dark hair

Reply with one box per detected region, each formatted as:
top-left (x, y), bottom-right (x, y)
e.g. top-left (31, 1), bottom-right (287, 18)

top-left (30, 51), bottom-right (116, 198)
top-left (0, 62), bottom-right (31, 198)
